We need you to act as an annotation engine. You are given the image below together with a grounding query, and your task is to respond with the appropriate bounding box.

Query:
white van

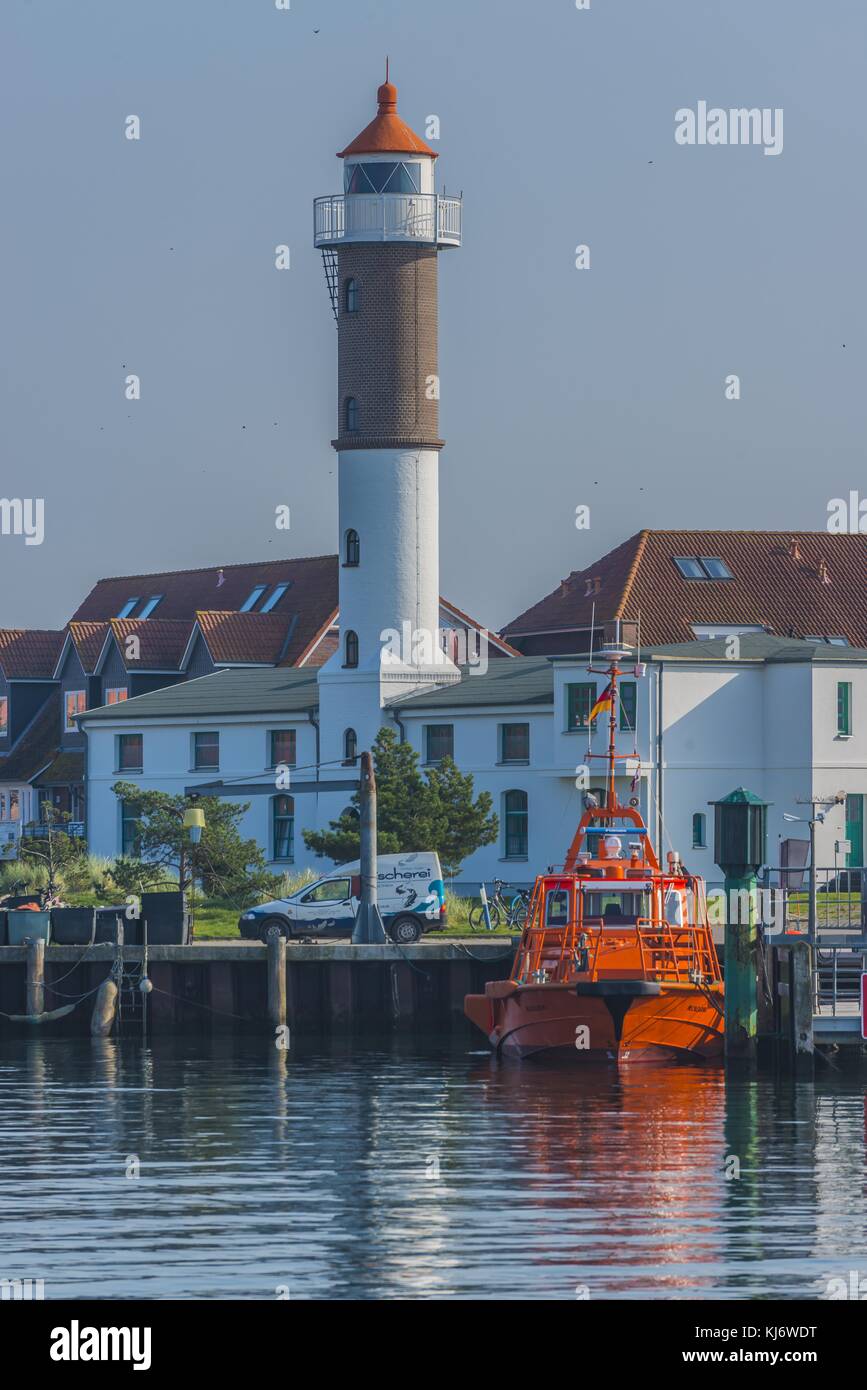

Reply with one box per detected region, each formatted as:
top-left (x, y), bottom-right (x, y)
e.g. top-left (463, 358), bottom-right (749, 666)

top-left (238, 852), bottom-right (446, 944)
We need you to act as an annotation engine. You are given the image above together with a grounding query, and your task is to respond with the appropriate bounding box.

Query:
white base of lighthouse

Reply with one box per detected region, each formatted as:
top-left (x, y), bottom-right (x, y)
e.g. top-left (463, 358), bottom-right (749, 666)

top-left (317, 445), bottom-right (459, 769)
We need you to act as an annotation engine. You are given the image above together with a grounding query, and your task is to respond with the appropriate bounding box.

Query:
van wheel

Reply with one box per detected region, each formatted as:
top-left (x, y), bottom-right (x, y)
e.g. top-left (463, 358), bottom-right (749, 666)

top-left (261, 917), bottom-right (290, 942)
top-left (390, 915), bottom-right (422, 945)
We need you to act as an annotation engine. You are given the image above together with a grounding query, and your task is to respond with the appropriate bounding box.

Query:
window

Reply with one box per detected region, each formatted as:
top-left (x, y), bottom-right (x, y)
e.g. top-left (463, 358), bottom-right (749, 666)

top-left (344, 278), bottom-right (360, 313)
top-left (8, 791), bottom-right (19, 822)
top-left (674, 556), bottom-right (734, 580)
top-left (138, 595), bottom-right (163, 619)
top-left (504, 790), bottom-right (528, 859)
top-left (837, 681), bottom-right (852, 736)
top-left (566, 682), bottom-right (597, 730)
top-left (615, 681), bottom-right (636, 733)
top-left (193, 731), bottom-right (219, 770)
top-left (117, 733), bottom-right (143, 772)
top-left (344, 161), bottom-right (422, 194)
top-left (425, 724), bottom-right (454, 764)
top-left (500, 723), bottom-right (529, 763)
top-left (121, 799), bottom-right (141, 857)
top-left (116, 598), bottom-right (140, 619)
top-left (343, 728), bottom-right (358, 765)
top-left (806, 634), bottom-right (850, 646)
top-left (697, 557), bottom-right (734, 580)
top-left (343, 630), bottom-right (359, 668)
top-left (301, 878), bottom-right (352, 904)
top-left (106, 687), bottom-right (128, 705)
top-left (345, 398), bottom-right (360, 433)
top-left (272, 794), bottom-right (295, 861)
top-left (692, 812), bottom-right (706, 849)
top-left (270, 729), bottom-right (296, 767)
top-left (584, 889), bottom-right (650, 924)
top-left (0, 697), bottom-right (7, 736)
top-left (344, 529), bottom-right (360, 566)
top-left (260, 583), bottom-right (290, 614)
top-left (65, 690), bottom-right (86, 731)
top-left (240, 585), bottom-right (267, 613)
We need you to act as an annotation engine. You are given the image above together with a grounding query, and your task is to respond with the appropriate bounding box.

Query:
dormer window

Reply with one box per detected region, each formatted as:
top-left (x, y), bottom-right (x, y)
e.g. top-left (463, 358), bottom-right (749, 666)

top-left (345, 278), bottom-right (360, 313)
top-left (345, 398), bottom-right (360, 433)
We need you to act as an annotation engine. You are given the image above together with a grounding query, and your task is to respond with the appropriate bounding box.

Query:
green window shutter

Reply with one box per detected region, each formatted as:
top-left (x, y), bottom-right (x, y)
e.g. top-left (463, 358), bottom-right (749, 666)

top-left (620, 681), bottom-right (637, 731)
top-left (567, 682), bottom-right (596, 730)
top-left (838, 681), bottom-right (852, 736)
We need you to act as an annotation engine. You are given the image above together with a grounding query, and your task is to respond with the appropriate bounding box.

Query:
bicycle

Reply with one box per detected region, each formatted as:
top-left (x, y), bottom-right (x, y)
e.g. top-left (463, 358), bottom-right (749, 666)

top-left (468, 879), bottom-right (530, 931)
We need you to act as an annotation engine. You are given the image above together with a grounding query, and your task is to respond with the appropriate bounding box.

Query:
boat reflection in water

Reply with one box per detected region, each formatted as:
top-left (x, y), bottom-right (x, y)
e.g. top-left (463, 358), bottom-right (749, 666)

top-left (466, 648), bottom-right (724, 1064)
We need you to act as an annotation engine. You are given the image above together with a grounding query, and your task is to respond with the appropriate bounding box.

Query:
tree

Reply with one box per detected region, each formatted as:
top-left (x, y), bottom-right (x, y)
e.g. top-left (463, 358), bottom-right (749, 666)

top-left (303, 727), bottom-right (497, 877)
top-left (111, 783), bottom-right (282, 905)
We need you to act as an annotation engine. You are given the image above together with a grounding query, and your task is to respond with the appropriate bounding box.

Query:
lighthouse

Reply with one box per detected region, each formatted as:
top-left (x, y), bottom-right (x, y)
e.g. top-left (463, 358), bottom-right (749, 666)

top-left (314, 70), bottom-right (463, 765)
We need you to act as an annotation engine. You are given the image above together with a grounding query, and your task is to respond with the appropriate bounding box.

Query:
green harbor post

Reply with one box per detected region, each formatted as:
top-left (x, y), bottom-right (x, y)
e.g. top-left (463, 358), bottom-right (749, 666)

top-left (710, 788), bottom-right (769, 1065)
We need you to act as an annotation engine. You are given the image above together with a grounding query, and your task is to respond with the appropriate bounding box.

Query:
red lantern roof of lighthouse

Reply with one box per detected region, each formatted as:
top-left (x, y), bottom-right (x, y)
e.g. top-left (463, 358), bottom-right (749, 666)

top-left (337, 69), bottom-right (438, 159)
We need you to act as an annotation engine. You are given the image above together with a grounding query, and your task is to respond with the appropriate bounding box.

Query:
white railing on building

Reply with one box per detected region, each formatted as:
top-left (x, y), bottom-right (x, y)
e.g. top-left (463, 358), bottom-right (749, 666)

top-left (314, 194), bottom-right (462, 247)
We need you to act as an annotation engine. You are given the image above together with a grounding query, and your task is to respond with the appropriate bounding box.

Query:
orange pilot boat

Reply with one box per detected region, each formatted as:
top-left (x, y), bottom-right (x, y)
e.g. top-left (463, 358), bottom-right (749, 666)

top-left (465, 648), bottom-right (724, 1064)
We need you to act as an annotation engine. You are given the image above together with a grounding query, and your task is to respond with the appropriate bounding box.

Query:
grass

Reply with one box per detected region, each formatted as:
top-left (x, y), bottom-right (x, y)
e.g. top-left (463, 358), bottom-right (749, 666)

top-left (188, 888), bottom-right (517, 940)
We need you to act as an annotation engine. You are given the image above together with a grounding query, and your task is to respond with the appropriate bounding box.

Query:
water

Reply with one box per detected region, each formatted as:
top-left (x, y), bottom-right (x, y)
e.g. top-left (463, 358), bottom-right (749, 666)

top-left (1, 1036), bottom-right (866, 1300)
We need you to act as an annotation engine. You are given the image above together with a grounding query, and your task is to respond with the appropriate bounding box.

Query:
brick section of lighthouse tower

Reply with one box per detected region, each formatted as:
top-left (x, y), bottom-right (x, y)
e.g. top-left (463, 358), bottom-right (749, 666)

top-left (334, 243), bottom-right (442, 450)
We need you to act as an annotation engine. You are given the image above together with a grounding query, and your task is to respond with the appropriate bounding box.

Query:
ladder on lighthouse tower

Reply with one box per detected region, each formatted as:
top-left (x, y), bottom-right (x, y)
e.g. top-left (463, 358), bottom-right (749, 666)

top-left (321, 248), bottom-right (339, 325)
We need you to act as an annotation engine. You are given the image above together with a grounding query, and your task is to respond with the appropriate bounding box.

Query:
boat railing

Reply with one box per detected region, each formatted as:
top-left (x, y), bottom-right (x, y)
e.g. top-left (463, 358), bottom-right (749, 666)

top-left (633, 919), bottom-right (717, 984)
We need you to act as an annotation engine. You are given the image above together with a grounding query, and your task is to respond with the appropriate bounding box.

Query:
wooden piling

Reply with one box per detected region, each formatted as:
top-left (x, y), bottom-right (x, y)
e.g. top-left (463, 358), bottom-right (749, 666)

top-left (267, 933), bottom-right (287, 1028)
top-left (791, 939), bottom-right (815, 1073)
top-left (90, 977), bottom-right (118, 1037)
top-left (25, 938), bottom-right (45, 1017)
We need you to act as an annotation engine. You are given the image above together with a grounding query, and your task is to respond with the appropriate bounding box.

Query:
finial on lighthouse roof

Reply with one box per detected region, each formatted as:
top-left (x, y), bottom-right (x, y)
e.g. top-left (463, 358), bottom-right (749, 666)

top-left (337, 65), bottom-right (438, 159)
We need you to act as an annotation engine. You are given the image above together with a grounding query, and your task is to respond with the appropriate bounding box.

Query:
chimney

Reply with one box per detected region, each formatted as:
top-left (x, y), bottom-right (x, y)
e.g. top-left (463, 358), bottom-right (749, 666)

top-left (584, 576), bottom-right (602, 598)
top-left (817, 559), bottom-right (831, 586)
top-left (788, 539), bottom-right (801, 561)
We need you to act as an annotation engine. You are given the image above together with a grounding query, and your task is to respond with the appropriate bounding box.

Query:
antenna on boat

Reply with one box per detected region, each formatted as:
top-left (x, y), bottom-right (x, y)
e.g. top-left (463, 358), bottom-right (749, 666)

top-left (588, 600), bottom-right (596, 667)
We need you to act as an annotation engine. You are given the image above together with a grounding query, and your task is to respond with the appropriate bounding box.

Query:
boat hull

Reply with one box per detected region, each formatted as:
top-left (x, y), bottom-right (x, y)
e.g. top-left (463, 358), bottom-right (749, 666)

top-left (465, 980), bottom-right (723, 1064)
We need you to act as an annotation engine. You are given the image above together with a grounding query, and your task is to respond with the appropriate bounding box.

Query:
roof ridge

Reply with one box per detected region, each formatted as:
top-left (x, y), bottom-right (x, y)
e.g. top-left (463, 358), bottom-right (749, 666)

top-left (614, 530), bottom-right (649, 621)
top-left (83, 553), bottom-right (338, 586)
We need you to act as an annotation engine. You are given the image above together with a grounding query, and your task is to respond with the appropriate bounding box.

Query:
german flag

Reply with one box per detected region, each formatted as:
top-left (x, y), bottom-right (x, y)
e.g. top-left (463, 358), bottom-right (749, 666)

top-left (588, 682), bottom-right (614, 724)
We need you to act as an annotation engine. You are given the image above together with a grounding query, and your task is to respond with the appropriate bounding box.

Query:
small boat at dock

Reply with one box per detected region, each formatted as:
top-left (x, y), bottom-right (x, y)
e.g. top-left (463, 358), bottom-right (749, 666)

top-left (464, 648), bottom-right (724, 1064)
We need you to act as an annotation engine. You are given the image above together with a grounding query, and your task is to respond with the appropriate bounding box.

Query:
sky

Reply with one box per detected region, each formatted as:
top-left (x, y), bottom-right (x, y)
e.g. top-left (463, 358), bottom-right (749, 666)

top-left (1, 0), bottom-right (865, 632)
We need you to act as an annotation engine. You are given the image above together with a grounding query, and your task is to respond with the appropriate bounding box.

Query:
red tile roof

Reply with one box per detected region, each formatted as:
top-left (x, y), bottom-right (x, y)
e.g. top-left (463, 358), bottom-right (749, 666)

top-left (337, 78), bottom-right (437, 159)
top-left (503, 531), bottom-right (867, 649)
top-left (0, 698), bottom-right (59, 783)
top-left (110, 618), bottom-right (195, 671)
top-left (196, 611), bottom-right (295, 666)
top-left (67, 622), bottom-right (110, 675)
top-left (0, 629), bottom-right (65, 680)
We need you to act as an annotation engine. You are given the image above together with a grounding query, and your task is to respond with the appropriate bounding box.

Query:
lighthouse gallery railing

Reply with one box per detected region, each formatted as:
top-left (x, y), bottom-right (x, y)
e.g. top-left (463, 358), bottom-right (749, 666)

top-left (314, 193), bottom-right (462, 247)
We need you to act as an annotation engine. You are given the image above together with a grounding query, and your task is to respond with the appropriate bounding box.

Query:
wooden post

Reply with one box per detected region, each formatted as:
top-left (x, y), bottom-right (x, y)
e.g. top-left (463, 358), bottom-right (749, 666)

top-left (352, 751), bottom-right (387, 944)
top-left (791, 939), bottom-right (815, 1074)
top-left (25, 938), bottom-right (44, 1017)
top-left (91, 978), bottom-right (118, 1037)
top-left (267, 932), bottom-right (287, 1028)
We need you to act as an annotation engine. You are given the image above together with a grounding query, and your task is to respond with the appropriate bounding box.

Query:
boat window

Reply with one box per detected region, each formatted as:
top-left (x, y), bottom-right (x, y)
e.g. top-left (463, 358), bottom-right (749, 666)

top-left (583, 890), bottom-right (649, 925)
top-left (545, 889), bottom-right (571, 926)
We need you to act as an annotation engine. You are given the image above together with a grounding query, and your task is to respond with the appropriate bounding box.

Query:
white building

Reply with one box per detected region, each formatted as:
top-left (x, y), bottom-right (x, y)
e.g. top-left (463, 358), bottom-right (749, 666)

top-left (80, 634), bottom-right (867, 890)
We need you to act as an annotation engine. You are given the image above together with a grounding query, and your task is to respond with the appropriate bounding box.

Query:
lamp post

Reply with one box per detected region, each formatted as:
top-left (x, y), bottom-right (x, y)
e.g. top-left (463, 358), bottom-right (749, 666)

top-left (179, 798), bottom-right (206, 935)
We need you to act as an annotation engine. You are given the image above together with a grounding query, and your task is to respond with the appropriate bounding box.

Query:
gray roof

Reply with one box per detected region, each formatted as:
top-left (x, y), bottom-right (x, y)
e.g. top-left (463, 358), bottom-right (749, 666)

top-left (78, 666), bottom-right (319, 723)
top-left (388, 656), bottom-right (554, 710)
top-left (642, 634), bottom-right (867, 663)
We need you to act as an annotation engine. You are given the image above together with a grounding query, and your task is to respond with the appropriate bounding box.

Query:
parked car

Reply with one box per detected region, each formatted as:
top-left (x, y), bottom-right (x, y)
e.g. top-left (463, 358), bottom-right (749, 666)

top-left (238, 852), bottom-right (446, 944)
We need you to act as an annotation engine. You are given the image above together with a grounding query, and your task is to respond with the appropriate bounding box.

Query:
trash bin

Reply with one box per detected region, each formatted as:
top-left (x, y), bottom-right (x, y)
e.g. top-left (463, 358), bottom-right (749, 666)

top-left (141, 891), bottom-right (189, 945)
top-left (94, 908), bottom-right (142, 946)
top-left (50, 907), bottom-right (96, 945)
top-left (7, 910), bottom-right (51, 945)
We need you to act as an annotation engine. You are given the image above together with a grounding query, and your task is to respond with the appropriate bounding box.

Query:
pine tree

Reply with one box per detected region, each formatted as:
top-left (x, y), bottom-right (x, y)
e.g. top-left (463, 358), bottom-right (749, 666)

top-left (303, 727), bottom-right (497, 876)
